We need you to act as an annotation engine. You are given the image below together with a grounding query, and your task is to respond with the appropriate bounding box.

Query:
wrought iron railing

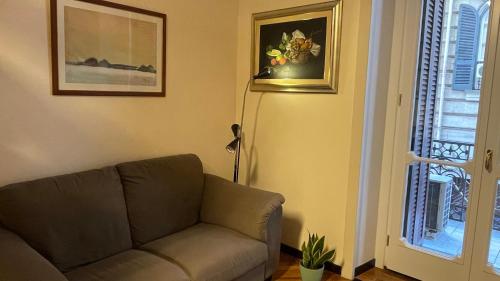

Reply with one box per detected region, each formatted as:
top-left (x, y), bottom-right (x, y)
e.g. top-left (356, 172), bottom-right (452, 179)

top-left (430, 140), bottom-right (473, 224)
top-left (430, 140), bottom-right (500, 230)
top-left (431, 140), bottom-right (474, 162)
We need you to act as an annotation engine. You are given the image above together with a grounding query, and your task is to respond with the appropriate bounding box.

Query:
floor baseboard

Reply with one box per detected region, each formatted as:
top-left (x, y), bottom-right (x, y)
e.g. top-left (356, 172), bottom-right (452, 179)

top-left (280, 244), bottom-right (302, 259)
top-left (354, 258), bottom-right (375, 276)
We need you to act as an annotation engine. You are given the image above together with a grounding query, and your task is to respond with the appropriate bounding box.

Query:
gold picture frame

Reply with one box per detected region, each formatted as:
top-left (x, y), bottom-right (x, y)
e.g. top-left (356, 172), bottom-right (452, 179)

top-left (251, 1), bottom-right (342, 94)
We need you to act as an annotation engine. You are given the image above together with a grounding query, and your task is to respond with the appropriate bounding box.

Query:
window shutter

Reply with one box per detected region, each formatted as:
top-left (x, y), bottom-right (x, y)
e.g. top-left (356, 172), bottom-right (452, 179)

top-left (405, 0), bottom-right (444, 245)
top-left (453, 4), bottom-right (479, 90)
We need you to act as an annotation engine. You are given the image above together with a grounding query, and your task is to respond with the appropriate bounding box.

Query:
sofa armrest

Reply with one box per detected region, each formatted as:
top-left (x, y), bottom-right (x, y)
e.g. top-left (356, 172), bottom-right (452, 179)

top-left (0, 227), bottom-right (68, 281)
top-left (201, 174), bottom-right (285, 278)
top-left (201, 174), bottom-right (285, 242)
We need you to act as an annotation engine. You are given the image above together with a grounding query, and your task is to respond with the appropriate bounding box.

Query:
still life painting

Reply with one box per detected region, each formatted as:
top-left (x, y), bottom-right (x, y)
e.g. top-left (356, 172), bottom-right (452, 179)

top-left (251, 1), bottom-right (342, 93)
top-left (51, 0), bottom-right (166, 96)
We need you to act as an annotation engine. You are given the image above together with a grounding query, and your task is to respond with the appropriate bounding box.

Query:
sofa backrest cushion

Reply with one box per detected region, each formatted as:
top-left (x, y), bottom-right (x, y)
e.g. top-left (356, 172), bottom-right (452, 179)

top-left (0, 167), bottom-right (132, 272)
top-left (116, 154), bottom-right (204, 246)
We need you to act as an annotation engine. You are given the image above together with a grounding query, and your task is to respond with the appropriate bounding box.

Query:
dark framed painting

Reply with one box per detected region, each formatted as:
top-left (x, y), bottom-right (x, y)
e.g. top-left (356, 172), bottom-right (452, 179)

top-left (50, 0), bottom-right (166, 96)
top-left (251, 1), bottom-right (342, 94)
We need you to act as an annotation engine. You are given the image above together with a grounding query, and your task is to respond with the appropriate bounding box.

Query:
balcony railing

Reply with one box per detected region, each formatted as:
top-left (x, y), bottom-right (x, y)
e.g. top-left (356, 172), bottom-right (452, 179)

top-left (431, 140), bottom-right (474, 162)
top-left (431, 139), bottom-right (500, 231)
top-left (430, 140), bottom-right (473, 224)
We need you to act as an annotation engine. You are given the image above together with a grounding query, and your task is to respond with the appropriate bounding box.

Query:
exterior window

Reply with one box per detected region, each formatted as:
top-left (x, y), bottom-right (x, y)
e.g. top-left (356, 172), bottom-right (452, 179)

top-left (452, 4), bottom-right (479, 91)
top-left (452, 3), bottom-right (490, 91)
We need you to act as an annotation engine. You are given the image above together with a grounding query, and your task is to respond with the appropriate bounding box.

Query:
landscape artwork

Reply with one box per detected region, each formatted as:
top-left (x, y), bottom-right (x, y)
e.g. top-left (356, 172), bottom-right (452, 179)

top-left (251, 1), bottom-right (342, 93)
top-left (51, 0), bottom-right (166, 96)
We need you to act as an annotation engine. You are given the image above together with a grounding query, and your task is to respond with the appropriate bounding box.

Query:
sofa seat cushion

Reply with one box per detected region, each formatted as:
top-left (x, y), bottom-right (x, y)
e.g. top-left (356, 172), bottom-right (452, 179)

top-left (65, 250), bottom-right (189, 281)
top-left (140, 223), bottom-right (268, 281)
top-left (117, 154), bottom-right (204, 246)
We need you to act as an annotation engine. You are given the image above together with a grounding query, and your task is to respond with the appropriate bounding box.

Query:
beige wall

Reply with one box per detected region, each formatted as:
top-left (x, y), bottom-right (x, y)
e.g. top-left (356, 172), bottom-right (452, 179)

top-left (0, 0), bottom-right (237, 186)
top-left (1, 0), bottom-right (374, 277)
top-left (235, 0), bottom-right (371, 277)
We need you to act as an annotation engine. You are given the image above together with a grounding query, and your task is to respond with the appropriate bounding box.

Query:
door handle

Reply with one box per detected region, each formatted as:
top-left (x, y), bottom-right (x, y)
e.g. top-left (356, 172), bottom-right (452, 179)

top-left (486, 149), bottom-right (494, 173)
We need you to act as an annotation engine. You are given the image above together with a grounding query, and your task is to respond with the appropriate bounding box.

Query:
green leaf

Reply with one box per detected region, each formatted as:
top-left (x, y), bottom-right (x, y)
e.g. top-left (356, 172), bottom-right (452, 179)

top-left (313, 248), bottom-right (321, 260)
top-left (312, 236), bottom-right (325, 256)
top-left (301, 232), bottom-right (336, 269)
top-left (306, 244), bottom-right (313, 259)
top-left (303, 250), bottom-right (310, 263)
top-left (312, 249), bottom-right (336, 269)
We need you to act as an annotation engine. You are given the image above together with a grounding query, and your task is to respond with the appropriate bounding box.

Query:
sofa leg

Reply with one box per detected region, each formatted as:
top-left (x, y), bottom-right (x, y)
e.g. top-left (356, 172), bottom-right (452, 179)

top-left (265, 277), bottom-right (272, 281)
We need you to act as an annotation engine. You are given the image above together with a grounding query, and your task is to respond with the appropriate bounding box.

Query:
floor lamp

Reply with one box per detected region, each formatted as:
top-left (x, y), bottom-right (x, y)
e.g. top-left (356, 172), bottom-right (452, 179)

top-left (226, 68), bottom-right (272, 183)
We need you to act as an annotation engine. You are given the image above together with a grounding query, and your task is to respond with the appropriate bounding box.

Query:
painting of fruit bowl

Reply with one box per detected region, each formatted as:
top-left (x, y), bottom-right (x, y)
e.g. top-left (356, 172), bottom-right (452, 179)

top-left (251, 1), bottom-right (342, 93)
top-left (263, 26), bottom-right (325, 79)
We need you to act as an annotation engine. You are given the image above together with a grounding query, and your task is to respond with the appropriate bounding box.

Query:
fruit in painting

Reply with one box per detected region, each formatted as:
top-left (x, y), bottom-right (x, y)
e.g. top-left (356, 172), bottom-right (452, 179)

top-left (264, 29), bottom-right (322, 71)
top-left (266, 49), bottom-right (282, 57)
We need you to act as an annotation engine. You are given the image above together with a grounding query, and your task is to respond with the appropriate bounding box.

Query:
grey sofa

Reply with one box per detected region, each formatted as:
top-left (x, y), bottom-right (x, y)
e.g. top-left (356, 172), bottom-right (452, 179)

top-left (0, 154), bottom-right (285, 281)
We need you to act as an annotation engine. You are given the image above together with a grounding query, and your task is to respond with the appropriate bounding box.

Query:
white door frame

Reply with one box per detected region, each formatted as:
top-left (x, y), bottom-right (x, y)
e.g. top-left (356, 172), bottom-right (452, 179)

top-left (470, 1), bottom-right (500, 279)
top-left (375, 0), bottom-right (499, 279)
top-left (374, 0), bottom-right (415, 268)
top-left (373, 0), bottom-right (403, 268)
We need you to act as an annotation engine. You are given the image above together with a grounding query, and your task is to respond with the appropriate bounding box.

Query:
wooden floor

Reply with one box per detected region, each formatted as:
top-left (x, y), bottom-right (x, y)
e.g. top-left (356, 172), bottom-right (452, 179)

top-left (355, 268), bottom-right (418, 281)
top-left (274, 253), bottom-right (416, 281)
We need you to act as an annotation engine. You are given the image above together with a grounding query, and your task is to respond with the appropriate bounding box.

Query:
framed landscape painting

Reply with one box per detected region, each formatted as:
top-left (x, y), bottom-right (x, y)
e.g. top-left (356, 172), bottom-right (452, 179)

top-left (251, 1), bottom-right (342, 93)
top-left (51, 0), bottom-right (166, 96)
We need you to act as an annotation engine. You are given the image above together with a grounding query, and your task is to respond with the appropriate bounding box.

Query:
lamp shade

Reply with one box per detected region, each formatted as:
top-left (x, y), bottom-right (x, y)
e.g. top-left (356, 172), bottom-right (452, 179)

top-left (231, 123), bottom-right (240, 137)
top-left (226, 138), bottom-right (240, 153)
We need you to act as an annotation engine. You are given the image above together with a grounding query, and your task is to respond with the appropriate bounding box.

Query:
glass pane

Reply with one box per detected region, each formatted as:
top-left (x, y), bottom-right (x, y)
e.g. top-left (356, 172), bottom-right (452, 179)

top-left (403, 163), bottom-right (470, 257)
top-left (410, 0), bottom-right (491, 160)
top-left (487, 180), bottom-right (500, 269)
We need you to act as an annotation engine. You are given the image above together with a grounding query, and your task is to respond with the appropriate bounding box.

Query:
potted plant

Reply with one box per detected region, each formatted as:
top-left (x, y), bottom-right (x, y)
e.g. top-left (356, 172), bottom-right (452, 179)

top-left (300, 233), bottom-right (336, 281)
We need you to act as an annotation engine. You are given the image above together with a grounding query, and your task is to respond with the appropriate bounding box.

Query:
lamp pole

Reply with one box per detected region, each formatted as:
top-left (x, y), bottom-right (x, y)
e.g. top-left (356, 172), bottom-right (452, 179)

top-left (226, 68), bottom-right (272, 183)
top-left (233, 79), bottom-right (250, 183)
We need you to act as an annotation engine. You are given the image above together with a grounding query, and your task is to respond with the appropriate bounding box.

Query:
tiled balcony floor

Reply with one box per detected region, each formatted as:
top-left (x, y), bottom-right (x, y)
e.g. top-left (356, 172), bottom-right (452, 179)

top-left (422, 219), bottom-right (500, 269)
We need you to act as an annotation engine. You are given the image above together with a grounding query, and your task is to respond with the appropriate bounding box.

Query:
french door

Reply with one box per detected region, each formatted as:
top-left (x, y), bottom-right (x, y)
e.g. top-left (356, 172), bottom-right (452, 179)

top-left (470, 3), bottom-right (500, 278)
top-left (384, 0), bottom-right (500, 280)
